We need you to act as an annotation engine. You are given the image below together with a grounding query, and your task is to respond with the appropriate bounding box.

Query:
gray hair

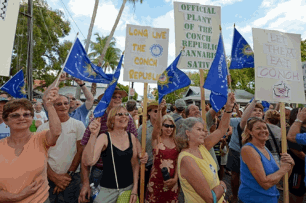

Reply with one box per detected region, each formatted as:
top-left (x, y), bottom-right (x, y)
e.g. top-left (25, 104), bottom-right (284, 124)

top-left (176, 117), bottom-right (203, 151)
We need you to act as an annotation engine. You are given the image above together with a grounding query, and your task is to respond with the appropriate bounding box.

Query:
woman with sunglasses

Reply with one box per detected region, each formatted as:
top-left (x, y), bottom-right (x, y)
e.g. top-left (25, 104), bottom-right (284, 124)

top-left (0, 87), bottom-right (61, 203)
top-left (82, 106), bottom-right (139, 203)
top-left (175, 93), bottom-right (236, 203)
top-left (238, 117), bottom-right (294, 203)
top-left (144, 100), bottom-right (179, 202)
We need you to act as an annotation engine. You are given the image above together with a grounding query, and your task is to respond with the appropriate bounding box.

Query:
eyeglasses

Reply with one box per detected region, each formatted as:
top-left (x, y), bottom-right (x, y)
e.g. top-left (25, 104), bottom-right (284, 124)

top-left (9, 112), bottom-right (32, 119)
top-left (70, 97), bottom-right (76, 101)
top-left (150, 109), bottom-right (158, 113)
top-left (163, 124), bottom-right (175, 128)
top-left (55, 102), bottom-right (69, 107)
top-left (112, 96), bottom-right (122, 100)
top-left (115, 113), bottom-right (129, 117)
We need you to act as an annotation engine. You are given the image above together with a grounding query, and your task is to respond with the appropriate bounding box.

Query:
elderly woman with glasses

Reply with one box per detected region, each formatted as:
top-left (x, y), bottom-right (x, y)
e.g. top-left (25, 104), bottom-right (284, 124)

top-left (144, 100), bottom-right (179, 202)
top-left (238, 117), bottom-right (294, 203)
top-left (0, 88), bottom-right (61, 203)
top-left (82, 106), bottom-right (139, 203)
top-left (176, 93), bottom-right (236, 203)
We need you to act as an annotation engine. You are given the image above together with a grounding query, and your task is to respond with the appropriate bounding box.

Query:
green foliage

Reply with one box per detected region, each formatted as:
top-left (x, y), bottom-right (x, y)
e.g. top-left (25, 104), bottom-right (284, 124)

top-left (1, 0), bottom-right (71, 88)
top-left (117, 83), bottom-right (138, 102)
top-left (229, 68), bottom-right (255, 94)
top-left (301, 39), bottom-right (306, 62)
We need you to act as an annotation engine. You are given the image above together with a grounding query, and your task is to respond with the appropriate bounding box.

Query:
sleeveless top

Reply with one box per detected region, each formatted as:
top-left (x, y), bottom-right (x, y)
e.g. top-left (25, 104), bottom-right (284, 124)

top-left (238, 143), bottom-right (280, 203)
top-left (178, 145), bottom-right (224, 203)
top-left (100, 132), bottom-right (134, 189)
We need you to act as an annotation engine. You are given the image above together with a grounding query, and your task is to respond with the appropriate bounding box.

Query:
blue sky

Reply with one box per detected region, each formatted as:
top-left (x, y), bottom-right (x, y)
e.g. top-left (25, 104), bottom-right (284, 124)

top-left (46, 0), bottom-right (306, 96)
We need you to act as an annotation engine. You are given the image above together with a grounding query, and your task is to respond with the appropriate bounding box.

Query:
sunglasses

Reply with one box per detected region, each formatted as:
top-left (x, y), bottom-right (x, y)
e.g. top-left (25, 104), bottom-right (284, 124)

top-left (150, 109), bottom-right (158, 113)
top-left (9, 112), bottom-right (32, 119)
top-left (115, 113), bottom-right (129, 117)
top-left (163, 124), bottom-right (175, 128)
top-left (112, 96), bottom-right (122, 100)
top-left (55, 102), bottom-right (69, 107)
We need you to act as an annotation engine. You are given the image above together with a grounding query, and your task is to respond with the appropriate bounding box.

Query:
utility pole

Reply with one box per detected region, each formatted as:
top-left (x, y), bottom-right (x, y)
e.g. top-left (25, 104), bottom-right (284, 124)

top-left (26, 0), bottom-right (33, 101)
top-left (75, 0), bottom-right (99, 99)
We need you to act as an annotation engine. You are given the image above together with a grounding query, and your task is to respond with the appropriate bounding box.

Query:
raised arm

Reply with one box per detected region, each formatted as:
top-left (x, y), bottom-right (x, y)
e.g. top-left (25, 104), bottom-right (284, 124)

top-left (151, 100), bottom-right (166, 148)
top-left (44, 87), bottom-right (62, 146)
top-left (180, 156), bottom-right (226, 202)
top-left (288, 108), bottom-right (306, 143)
top-left (240, 99), bottom-right (256, 130)
top-left (43, 73), bottom-right (66, 107)
top-left (74, 79), bottom-right (94, 110)
top-left (204, 93), bottom-right (235, 150)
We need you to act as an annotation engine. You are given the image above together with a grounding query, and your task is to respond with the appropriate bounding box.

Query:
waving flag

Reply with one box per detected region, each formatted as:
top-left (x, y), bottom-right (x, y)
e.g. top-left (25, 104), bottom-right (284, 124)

top-left (229, 27), bottom-right (254, 69)
top-left (158, 52), bottom-right (191, 104)
top-left (94, 54), bottom-right (123, 118)
top-left (64, 38), bottom-right (113, 83)
top-left (0, 70), bottom-right (26, 98)
top-left (204, 34), bottom-right (228, 112)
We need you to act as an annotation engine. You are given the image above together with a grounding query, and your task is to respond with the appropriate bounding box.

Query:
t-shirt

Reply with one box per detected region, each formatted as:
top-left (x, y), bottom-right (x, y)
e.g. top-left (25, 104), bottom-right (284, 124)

top-left (138, 120), bottom-right (154, 166)
top-left (34, 111), bottom-right (48, 123)
top-left (228, 117), bottom-right (242, 152)
top-left (0, 122), bottom-right (10, 140)
top-left (288, 127), bottom-right (306, 174)
top-left (37, 118), bottom-right (85, 174)
top-left (69, 103), bottom-right (89, 126)
top-left (172, 113), bottom-right (184, 130)
top-left (178, 145), bottom-right (223, 203)
top-left (81, 112), bottom-right (138, 169)
top-left (0, 130), bottom-right (50, 203)
top-left (295, 133), bottom-right (306, 186)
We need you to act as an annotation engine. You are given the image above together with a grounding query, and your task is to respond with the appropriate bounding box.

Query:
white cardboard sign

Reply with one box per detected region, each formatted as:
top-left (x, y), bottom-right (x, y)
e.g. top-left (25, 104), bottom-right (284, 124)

top-left (174, 1), bottom-right (221, 70)
top-left (253, 28), bottom-right (305, 103)
top-left (123, 24), bottom-right (169, 83)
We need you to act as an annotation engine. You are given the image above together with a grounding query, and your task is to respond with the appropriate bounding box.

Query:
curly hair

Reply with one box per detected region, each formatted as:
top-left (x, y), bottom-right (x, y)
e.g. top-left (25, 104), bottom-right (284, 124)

top-left (265, 110), bottom-right (280, 125)
top-left (3, 98), bottom-right (34, 121)
top-left (175, 117), bottom-right (203, 152)
top-left (242, 117), bottom-right (266, 145)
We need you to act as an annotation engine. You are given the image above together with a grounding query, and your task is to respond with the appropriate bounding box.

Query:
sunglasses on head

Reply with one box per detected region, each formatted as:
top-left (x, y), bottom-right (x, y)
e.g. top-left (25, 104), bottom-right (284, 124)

top-left (55, 102), bottom-right (69, 107)
top-left (9, 112), bottom-right (32, 119)
top-left (115, 112), bottom-right (129, 117)
top-left (112, 96), bottom-right (122, 100)
top-left (163, 124), bottom-right (175, 128)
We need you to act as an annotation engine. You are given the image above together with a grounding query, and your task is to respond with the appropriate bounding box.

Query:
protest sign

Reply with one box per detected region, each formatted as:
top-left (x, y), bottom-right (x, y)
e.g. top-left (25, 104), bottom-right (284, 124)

top-left (174, 2), bottom-right (221, 70)
top-left (253, 28), bottom-right (305, 103)
top-left (124, 24), bottom-right (169, 83)
top-left (0, 0), bottom-right (21, 77)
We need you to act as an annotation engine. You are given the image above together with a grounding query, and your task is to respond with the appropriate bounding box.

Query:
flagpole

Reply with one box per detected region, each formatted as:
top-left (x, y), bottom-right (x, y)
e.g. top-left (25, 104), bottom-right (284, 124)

top-left (0, 69), bottom-right (24, 89)
top-left (200, 69), bottom-right (207, 130)
top-left (220, 25), bottom-right (233, 92)
top-left (54, 32), bottom-right (79, 87)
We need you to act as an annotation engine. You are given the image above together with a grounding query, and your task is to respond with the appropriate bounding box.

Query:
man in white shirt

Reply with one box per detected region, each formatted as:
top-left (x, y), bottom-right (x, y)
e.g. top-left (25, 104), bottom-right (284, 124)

top-left (34, 102), bottom-right (48, 123)
top-left (37, 94), bottom-right (85, 203)
top-left (0, 95), bottom-right (9, 140)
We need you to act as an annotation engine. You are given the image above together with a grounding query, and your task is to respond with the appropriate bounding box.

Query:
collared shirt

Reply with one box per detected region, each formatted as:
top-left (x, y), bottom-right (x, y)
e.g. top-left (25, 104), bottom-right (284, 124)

top-left (69, 104), bottom-right (89, 126)
top-left (137, 120), bottom-right (154, 166)
top-left (295, 133), bottom-right (306, 187)
top-left (0, 122), bottom-right (10, 140)
top-left (81, 112), bottom-right (138, 168)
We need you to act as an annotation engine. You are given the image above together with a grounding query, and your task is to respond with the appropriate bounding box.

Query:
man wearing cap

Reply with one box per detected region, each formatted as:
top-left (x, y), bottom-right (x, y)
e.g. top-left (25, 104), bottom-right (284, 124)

top-left (78, 87), bottom-right (139, 203)
top-left (0, 94), bottom-right (9, 140)
top-left (172, 99), bottom-right (186, 129)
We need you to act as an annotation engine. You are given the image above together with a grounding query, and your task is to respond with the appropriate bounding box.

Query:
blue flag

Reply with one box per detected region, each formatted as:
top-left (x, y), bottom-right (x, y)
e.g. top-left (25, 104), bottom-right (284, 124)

top-left (262, 101), bottom-right (270, 112)
top-left (229, 28), bottom-right (254, 69)
top-left (158, 53), bottom-right (191, 104)
top-left (93, 54), bottom-right (123, 118)
top-left (0, 70), bottom-right (26, 98)
top-left (204, 34), bottom-right (228, 112)
top-left (64, 38), bottom-right (113, 84)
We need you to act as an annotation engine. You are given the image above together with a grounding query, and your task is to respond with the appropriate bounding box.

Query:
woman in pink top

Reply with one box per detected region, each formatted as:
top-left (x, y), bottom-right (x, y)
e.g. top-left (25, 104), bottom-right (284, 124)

top-left (0, 87), bottom-right (61, 203)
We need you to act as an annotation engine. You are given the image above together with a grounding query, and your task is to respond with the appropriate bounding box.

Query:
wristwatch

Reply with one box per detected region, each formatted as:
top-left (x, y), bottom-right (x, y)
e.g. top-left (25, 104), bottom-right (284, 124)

top-left (67, 171), bottom-right (75, 177)
top-left (79, 83), bottom-right (86, 87)
top-left (295, 118), bottom-right (303, 123)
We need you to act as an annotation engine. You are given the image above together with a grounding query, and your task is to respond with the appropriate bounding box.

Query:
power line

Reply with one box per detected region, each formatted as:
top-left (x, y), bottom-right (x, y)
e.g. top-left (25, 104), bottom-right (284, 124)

top-left (58, 0), bottom-right (86, 39)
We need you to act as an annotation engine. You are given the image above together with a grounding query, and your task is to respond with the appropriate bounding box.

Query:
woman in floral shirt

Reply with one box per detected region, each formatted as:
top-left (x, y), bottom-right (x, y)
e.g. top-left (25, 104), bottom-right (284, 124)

top-left (145, 100), bottom-right (179, 203)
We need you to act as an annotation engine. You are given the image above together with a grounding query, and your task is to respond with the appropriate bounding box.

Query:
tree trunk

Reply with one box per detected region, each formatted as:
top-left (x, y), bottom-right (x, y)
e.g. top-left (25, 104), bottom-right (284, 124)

top-left (98, 0), bottom-right (127, 65)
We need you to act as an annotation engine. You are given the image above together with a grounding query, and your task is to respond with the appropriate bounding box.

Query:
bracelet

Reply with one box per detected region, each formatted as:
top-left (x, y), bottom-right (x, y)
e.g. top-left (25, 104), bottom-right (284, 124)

top-left (79, 83), bottom-right (86, 87)
top-left (220, 183), bottom-right (226, 193)
top-left (131, 193), bottom-right (137, 196)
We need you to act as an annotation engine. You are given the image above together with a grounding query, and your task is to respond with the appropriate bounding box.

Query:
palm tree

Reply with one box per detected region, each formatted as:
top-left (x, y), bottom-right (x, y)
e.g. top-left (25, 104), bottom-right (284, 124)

top-left (88, 33), bottom-right (121, 96)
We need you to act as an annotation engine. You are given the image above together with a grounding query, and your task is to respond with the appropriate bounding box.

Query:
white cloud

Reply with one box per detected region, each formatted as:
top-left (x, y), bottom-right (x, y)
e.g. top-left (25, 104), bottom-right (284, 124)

top-left (260, 0), bottom-right (277, 8)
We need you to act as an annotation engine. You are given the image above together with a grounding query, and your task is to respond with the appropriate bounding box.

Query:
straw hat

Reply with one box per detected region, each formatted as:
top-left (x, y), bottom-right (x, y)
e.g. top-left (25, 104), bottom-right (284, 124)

top-left (97, 86), bottom-right (128, 101)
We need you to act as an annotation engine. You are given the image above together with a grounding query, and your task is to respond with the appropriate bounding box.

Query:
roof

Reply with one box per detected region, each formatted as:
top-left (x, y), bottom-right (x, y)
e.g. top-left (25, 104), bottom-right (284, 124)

top-left (183, 86), bottom-right (254, 104)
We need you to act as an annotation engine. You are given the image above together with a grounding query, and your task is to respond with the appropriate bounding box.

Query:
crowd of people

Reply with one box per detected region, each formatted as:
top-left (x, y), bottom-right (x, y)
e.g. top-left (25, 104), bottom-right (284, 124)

top-left (0, 74), bottom-right (305, 203)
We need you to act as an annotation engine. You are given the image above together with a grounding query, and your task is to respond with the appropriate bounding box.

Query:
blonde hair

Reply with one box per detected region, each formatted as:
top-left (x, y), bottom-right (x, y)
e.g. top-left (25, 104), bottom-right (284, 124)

top-left (161, 114), bottom-right (176, 138)
top-left (107, 106), bottom-right (127, 131)
top-left (265, 110), bottom-right (280, 125)
top-left (242, 117), bottom-right (266, 144)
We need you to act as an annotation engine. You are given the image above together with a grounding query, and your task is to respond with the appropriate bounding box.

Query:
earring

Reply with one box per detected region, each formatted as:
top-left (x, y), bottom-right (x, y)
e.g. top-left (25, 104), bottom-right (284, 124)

top-left (187, 136), bottom-right (189, 141)
top-left (111, 123), bottom-right (114, 128)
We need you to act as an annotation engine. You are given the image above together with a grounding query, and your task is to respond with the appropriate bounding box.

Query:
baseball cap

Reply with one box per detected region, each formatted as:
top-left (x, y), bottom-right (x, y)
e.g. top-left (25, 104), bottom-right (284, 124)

top-left (175, 99), bottom-right (186, 110)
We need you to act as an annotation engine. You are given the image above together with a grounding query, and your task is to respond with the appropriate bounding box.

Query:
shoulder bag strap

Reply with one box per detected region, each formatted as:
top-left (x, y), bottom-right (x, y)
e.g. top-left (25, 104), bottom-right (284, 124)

top-left (237, 122), bottom-right (243, 148)
top-left (266, 125), bottom-right (281, 157)
top-left (108, 132), bottom-right (120, 193)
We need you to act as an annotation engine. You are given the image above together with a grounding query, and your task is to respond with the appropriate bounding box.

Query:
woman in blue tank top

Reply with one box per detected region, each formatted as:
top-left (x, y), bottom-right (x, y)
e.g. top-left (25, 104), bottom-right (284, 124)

top-left (238, 117), bottom-right (294, 203)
